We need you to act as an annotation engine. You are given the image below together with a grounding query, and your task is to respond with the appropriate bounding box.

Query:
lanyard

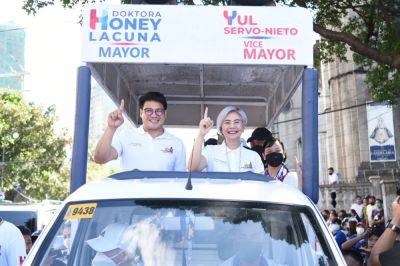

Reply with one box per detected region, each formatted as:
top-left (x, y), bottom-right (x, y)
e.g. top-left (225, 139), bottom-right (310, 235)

top-left (265, 164), bottom-right (289, 182)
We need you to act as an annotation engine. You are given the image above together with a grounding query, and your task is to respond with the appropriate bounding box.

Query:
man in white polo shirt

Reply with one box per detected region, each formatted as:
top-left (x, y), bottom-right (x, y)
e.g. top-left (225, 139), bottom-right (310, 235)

top-left (94, 91), bottom-right (186, 171)
top-left (0, 218), bottom-right (26, 266)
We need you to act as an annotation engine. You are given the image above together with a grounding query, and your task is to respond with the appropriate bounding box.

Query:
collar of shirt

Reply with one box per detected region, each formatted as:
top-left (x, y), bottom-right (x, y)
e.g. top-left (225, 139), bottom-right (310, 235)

top-left (265, 164), bottom-right (289, 181)
top-left (137, 125), bottom-right (170, 140)
top-left (214, 142), bottom-right (241, 160)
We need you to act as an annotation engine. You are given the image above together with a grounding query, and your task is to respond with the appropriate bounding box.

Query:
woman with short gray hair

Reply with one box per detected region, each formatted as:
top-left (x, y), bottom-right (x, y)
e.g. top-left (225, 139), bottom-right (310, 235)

top-left (188, 106), bottom-right (264, 173)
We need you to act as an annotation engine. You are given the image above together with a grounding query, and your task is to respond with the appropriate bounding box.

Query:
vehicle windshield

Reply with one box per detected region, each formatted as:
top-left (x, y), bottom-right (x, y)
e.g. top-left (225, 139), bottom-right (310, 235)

top-left (35, 200), bottom-right (335, 266)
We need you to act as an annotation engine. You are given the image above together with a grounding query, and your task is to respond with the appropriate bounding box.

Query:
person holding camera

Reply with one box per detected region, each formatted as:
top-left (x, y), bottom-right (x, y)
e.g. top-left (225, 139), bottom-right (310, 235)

top-left (368, 196), bottom-right (400, 266)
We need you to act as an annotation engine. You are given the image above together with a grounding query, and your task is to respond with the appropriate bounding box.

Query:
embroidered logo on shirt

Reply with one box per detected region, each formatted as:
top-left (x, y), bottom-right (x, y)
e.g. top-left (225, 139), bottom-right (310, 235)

top-left (162, 147), bottom-right (173, 154)
top-left (241, 162), bottom-right (253, 169)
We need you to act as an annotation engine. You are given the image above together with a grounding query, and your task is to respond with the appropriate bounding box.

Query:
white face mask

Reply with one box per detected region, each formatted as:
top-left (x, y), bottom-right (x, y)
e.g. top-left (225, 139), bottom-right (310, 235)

top-left (356, 227), bottom-right (365, 235)
top-left (328, 224), bottom-right (340, 235)
top-left (92, 253), bottom-right (116, 266)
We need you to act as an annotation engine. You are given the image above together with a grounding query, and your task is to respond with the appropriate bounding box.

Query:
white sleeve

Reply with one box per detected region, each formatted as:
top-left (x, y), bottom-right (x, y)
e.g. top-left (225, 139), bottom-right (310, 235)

top-left (174, 140), bottom-right (187, 171)
top-left (284, 172), bottom-right (299, 189)
top-left (7, 226), bottom-right (26, 265)
top-left (111, 131), bottom-right (123, 157)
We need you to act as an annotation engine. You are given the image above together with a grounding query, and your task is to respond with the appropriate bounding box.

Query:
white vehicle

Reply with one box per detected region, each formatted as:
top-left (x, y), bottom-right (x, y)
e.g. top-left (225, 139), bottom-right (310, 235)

top-left (25, 3), bottom-right (341, 265)
top-left (25, 171), bottom-right (344, 265)
top-left (0, 200), bottom-right (61, 234)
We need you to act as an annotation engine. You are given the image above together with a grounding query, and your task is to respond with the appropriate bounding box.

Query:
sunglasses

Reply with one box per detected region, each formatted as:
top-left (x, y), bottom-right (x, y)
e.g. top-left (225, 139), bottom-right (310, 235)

top-left (143, 108), bottom-right (165, 116)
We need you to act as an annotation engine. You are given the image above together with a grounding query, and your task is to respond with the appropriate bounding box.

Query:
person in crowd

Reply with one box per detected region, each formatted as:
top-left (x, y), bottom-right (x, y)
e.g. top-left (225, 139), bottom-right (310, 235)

top-left (327, 167), bottom-right (339, 185)
top-left (246, 127), bottom-right (274, 149)
top-left (342, 249), bottom-right (363, 266)
top-left (189, 106), bottom-right (264, 173)
top-left (359, 227), bottom-right (382, 263)
top-left (262, 138), bottom-right (302, 189)
top-left (351, 195), bottom-right (364, 219)
top-left (367, 196), bottom-right (378, 227)
top-left (87, 223), bottom-right (135, 266)
top-left (321, 210), bottom-right (330, 222)
top-left (369, 196), bottom-right (400, 266)
top-left (0, 217), bottom-right (26, 265)
top-left (327, 210), bottom-right (338, 227)
top-left (338, 209), bottom-right (349, 223)
top-left (17, 225), bottom-right (33, 254)
top-left (342, 226), bottom-right (372, 251)
top-left (349, 209), bottom-right (362, 222)
top-left (328, 218), bottom-right (346, 248)
top-left (346, 220), bottom-right (358, 240)
top-left (363, 196), bottom-right (370, 224)
top-left (372, 199), bottom-right (385, 231)
top-left (204, 138), bottom-right (218, 146)
top-left (94, 92), bottom-right (186, 171)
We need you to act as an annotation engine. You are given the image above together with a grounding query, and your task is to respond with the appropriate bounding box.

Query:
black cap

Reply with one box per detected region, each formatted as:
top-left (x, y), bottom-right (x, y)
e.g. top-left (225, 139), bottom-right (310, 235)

top-left (247, 127), bottom-right (273, 142)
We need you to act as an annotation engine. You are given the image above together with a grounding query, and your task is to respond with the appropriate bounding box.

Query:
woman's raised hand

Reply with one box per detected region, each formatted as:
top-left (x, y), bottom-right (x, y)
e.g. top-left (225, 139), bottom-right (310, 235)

top-left (198, 107), bottom-right (213, 137)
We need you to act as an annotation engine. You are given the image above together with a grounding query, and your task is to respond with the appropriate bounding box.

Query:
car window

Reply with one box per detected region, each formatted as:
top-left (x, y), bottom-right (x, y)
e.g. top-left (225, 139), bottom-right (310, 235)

top-left (0, 210), bottom-right (37, 232)
top-left (35, 200), bottom-right (335, 266)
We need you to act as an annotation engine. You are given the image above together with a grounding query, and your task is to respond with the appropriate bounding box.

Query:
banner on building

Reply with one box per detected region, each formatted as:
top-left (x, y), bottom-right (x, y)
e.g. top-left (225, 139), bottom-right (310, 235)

top-left (367, 102), bottom-right (396, 162)
top-left (81, 5), bottom-right (314, 65)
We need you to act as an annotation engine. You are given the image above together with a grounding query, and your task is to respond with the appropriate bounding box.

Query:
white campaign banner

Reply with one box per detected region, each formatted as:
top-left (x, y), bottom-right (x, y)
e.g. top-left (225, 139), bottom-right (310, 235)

top-left (81, 5), bottom-right (314, 65)
top-left (367, 102), bottom-right (397, 162)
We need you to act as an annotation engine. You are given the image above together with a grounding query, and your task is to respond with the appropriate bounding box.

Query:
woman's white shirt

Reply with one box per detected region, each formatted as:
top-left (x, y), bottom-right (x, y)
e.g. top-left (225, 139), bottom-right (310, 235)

top-left (202, 142), bottom-right (264, 173)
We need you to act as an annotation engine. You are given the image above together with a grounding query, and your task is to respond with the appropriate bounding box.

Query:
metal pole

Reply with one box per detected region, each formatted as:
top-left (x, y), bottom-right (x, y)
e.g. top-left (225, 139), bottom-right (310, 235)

top-left (302, 68), bottom-right (319, 203)
top-left (70, 66), bottom-right (91, 193)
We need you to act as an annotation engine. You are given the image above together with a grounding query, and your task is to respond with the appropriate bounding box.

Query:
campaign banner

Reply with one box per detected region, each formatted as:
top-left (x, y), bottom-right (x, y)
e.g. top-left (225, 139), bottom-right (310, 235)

top-left (367, 102), bottom-right (397, 162)
top-left (82, 5), bottom-right (314, 65)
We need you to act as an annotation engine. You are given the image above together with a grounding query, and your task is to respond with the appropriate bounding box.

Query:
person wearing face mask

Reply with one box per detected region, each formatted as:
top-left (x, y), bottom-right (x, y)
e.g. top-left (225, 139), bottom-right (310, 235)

top-left (189, 106), bottom-right (264, 173)
top-left (328, 219), bottom-right (347, 249)
top-left (341, 225), bottom-right (372, 251)
top-left (87, 223), bottom-right (135, 266)
top-left (372, 199), bottom-right (385, 231)
top-left (262, 138), bottom-right (302, 190)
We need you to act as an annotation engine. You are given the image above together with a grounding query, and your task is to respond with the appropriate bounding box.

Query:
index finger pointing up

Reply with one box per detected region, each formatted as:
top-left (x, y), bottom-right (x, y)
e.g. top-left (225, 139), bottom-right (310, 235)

top-left (204, 106), bottom-right (208, 119)
top-left (119, 99), bottom-right (125, 111)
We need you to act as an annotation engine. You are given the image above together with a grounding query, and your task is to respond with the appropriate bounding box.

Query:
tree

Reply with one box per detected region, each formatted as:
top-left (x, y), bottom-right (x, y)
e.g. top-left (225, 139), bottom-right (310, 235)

top-left (0, 93), bottom-right (68, 201)
top-left (22, 0), bottom-right (400, 103)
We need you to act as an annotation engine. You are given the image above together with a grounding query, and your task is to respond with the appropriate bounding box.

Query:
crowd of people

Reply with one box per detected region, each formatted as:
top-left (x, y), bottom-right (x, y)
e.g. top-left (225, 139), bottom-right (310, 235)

top-left (321, 194), bottom-right (400, 266)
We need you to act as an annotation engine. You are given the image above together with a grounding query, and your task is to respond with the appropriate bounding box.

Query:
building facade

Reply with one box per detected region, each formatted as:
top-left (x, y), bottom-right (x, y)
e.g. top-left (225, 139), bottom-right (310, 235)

top-left (272, 49), bottom-right (400, 214)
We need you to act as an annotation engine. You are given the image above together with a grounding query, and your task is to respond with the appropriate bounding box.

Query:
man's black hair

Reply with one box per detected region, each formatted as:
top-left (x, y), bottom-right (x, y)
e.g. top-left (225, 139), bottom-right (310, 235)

top-left (17, 225), bottom-right (32, 236)
top-left (139, 91), bottom-right (167, 110)
top-left (328, 167), bottom-right (334, 171)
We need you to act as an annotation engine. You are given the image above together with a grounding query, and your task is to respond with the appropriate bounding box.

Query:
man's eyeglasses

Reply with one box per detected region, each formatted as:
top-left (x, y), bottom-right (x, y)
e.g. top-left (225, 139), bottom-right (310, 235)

top-left (143, 108), bottom-right (165, 116)
top-left (222, 119), bottom-right (242, 126)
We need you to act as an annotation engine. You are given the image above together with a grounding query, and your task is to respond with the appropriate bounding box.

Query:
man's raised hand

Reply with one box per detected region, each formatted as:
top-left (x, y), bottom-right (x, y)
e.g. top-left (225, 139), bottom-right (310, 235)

top-left (108, 99), bottom-right (125, 129)
top-left (198, 107), bottom-right (213, 137)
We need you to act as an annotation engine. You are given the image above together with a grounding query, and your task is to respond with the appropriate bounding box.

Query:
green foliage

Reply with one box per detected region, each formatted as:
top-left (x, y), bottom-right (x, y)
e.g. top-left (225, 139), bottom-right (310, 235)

top-left (0, 93), bottom-right (68, 201)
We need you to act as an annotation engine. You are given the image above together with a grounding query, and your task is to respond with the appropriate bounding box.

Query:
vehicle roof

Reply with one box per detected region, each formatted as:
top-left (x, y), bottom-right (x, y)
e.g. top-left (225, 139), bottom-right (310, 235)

top-left (0, 201), bottom-right (61, 211)
top-left (66, 171), bottom-right (313, 208)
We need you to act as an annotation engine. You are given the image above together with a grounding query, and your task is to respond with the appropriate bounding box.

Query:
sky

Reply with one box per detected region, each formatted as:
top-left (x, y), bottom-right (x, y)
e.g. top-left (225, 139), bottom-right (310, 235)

top-left (0, 0), bottom-right (84, 133)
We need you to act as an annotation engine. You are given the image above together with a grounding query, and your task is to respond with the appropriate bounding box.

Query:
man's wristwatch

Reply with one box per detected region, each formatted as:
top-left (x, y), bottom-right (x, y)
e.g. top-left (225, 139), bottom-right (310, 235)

top-left (386, 222), bottom-right (400, 234)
